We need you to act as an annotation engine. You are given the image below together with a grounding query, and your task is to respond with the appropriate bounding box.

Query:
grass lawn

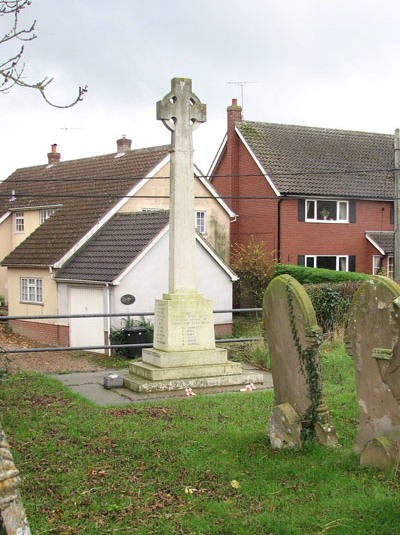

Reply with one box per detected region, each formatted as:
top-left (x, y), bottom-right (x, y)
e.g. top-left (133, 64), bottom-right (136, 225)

top-left (1, 342), bottom-right (400, 534)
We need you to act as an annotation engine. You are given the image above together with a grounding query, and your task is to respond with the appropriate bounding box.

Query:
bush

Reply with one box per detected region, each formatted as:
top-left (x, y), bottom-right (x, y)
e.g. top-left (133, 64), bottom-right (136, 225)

top-left (274, 264), bottom-right (370, 284)
top-left (304, 281), bottom-right (363, 336)
top-left (231, 240), bottom-right (277, 307)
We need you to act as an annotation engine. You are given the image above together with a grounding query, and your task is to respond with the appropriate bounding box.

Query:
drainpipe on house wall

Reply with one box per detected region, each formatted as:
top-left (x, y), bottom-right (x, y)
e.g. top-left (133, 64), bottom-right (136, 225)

top-left (394, 129), bottom-right (400, 282)
top-left (277, 198), bottom-right (283, 264)
top-left (106, 283), bottom-right (111, 356)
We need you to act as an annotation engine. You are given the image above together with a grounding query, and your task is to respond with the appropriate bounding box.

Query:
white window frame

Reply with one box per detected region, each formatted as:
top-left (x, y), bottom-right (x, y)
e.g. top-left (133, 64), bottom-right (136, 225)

top-left (387, 256), bottom-right (394, 279)
top-left (305, 255), bottom-right (349, 271)
top-left (305, 199), bottom-right (348, 223)
top-left (195, 210), bottom-right (206, 234)
top-left (14, 211), bottom-right (24, 233)
top-left (372, 255), bottom-right (382, 275)
top-left (20, 277), bottom-right (43, 304)
top-left (39, 209), bottom-right (55, 224)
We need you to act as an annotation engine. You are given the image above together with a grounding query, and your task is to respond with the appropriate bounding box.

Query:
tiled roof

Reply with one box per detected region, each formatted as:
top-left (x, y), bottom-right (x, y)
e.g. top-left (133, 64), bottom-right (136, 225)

top-left (55, 211), bottom-right (170, 282)
top-left (366, 231), bottom-right (394, 254)
top-left (0, 145), bottom-right (170, 266)
top-left (236, 121), bottom-right (394, 199)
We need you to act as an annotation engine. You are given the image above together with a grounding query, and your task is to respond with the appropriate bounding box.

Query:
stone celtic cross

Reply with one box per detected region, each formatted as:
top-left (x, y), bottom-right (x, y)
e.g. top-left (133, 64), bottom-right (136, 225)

top-left (157, 78), bottom-right (206, 293)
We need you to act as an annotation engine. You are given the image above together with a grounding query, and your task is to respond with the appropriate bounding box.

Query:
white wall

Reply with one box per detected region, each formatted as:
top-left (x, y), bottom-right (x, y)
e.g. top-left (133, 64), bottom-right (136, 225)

top-left (110, 231), bottom-right (233, 330)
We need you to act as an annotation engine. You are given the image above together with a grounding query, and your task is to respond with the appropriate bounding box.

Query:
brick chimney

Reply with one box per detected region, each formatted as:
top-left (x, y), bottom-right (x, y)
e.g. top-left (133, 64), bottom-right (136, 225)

top-left (227, 98), bottom-right (242, 130)
top-left (116, 135), bottom-right (132, 153)
top-left (47, 144), bottom-right (61, 164)
top-left (226, 99), bottom-right (242, 224)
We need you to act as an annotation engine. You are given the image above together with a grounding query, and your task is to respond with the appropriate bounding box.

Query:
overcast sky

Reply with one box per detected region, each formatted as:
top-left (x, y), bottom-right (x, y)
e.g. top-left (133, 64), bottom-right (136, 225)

top-left (1, 0), bottom-right (400, 181)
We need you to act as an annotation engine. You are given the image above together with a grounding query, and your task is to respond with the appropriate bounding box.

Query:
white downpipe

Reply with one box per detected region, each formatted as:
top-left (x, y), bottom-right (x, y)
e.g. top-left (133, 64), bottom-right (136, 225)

top-left (106, 284), bottom-right (111, 356)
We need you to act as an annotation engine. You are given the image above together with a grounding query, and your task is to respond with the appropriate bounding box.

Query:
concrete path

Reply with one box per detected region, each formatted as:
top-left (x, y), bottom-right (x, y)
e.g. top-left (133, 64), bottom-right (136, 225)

top-left (50, 363), bottom-right (273, 406)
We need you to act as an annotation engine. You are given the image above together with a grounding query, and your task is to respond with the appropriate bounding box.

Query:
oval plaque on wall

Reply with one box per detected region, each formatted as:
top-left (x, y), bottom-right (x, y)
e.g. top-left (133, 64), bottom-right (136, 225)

top-left (120, 294), bottom-right (135, 305)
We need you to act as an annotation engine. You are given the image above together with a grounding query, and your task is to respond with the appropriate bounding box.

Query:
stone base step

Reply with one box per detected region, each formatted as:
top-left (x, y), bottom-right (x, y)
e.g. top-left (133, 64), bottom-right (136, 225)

top-left (129, 360), bottom-right (242, 381)
top-left (142, 347), bottom-right (228, 368)
top-left (124, 370), bottom-right (264, 393)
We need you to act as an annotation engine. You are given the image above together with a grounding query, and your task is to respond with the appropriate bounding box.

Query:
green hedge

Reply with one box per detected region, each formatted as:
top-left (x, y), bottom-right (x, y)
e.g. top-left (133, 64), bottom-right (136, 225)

top-left (272, 265), bottom-right (370, 335)
top-left (274, 264), bottom-right (370, 284)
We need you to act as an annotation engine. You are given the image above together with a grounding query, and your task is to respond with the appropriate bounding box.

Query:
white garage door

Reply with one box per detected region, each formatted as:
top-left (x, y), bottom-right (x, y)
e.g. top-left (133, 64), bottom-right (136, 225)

top-left (69, 287), bottom-right (105, 353)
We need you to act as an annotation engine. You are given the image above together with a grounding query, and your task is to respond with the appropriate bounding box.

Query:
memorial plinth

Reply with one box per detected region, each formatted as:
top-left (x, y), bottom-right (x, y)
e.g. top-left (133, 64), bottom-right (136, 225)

top-left (124, 78), bottom-right (263, 393)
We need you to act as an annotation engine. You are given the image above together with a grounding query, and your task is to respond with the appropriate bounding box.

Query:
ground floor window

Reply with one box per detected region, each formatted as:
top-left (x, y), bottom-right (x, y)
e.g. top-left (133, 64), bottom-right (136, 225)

top-left (372, 255), bottom-right (394, 278)
top-left (305, 255), bottom-right (348, 271)
top-left (372, 255), bottom-right (382, 275)
top-left (387, 256), bottom-right (394, 278)
top-left (20, 277), bottom-right (43, 303)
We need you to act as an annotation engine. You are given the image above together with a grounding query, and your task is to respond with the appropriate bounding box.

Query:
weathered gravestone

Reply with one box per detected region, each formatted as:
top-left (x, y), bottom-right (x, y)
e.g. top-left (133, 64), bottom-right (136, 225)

top-left (345, 276), bottom-right (400, 467)
top-left (0, 426), bottom-right (31, 534)
top-left (263, 274), bottom-right (337, 449)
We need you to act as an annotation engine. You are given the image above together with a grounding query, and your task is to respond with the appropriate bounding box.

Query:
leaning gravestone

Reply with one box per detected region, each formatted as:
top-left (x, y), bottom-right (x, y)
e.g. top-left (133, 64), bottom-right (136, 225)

top-left (345, 276), bottom-right (400, 466)
top-left (263, 274), bottom-right (337, 449)
top-left (0, 426), bottom-right (31, 534)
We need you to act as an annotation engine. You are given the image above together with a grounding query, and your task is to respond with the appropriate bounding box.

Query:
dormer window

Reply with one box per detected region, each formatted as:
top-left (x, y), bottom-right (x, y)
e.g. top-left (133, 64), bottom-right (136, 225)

top-left (40, 209), bottom-right (55, 224)
top-left (306, 200), bottom-right (348, 222)
top-left (14, 211), bottom-right (24, 233)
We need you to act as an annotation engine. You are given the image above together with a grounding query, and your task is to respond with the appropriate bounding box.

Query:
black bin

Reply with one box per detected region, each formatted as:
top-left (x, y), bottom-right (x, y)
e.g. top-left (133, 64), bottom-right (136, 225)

top-left (123, 327), bottom-right (148, 358)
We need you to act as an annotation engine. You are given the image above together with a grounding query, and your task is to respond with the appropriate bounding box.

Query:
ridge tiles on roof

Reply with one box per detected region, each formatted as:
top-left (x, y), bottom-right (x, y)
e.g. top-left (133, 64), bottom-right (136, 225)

top-left (236, 121), bottom-right (394, 199)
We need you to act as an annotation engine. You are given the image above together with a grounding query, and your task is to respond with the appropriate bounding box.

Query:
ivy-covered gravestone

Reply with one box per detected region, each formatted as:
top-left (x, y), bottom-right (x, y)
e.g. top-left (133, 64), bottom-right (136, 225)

top-left (345, 276), bottom-right (400, 467)
top-left (263, 274), bottom-right (337, 449)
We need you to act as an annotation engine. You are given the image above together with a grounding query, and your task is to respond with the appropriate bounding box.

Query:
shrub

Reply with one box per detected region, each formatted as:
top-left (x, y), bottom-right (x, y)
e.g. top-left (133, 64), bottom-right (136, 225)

top-left (274, 264), bottom-right (370, 284)
top-left (231, 240), bottom-right (277, 307)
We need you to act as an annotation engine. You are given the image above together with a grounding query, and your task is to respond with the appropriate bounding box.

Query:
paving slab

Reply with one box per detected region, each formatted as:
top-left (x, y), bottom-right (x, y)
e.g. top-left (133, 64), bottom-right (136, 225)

top-left (50, 363), bottom-right (273, 406)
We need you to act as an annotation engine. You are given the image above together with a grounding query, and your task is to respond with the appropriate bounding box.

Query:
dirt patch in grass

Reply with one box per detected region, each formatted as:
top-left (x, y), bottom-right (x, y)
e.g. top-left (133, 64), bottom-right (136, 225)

top-left (0, 324), bottom-right (110, 374)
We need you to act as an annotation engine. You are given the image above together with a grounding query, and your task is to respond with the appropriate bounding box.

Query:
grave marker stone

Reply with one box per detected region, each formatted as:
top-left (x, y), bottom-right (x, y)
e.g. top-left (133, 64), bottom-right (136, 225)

top-left (0, 427), bottom-right (31, 534)
top-left (263, 274), bottom-right (337, 448)
top-left (345, 276), bottom-right (400, 466)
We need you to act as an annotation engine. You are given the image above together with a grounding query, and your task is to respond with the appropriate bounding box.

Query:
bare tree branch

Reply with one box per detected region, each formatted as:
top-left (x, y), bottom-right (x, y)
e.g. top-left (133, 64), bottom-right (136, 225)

top-left (0, 0), bottom-right (87, 108)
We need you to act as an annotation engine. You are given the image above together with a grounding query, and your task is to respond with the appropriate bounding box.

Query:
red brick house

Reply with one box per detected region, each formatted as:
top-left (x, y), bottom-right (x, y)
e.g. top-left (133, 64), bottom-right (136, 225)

top-left (210, 100), bottom-right (394, 277)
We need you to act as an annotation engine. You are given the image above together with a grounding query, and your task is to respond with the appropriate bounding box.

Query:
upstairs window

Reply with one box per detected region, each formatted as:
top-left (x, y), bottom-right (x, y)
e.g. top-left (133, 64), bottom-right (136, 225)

top-left (305, 255), bottom-right (349, 271)
top-left (195, 211), bottom-right (206, 234)
top-left (40, 209), bottom-right (55, 224)
top-left (14, 211), bottom-right (24, 233)
top-left (21, 277), bottom-right (43, 304)
top-left (305, 200), bottom-right (348, 222)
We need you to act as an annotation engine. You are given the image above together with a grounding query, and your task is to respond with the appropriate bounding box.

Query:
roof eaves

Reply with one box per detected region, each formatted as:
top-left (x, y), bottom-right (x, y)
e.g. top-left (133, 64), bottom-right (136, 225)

top-left (0, 211), bottom-right (11, 224)
top-left (195, 170), bottom-right (237, 218)
top-left (53, 277), bottom-right (109, 285)
top-left (207, 134), bottom-right (227, 180)
top-left (235, 126), bottom-right (281, 197)
top-left (195, 232), bottom-right (239, 281)
top-left (365, 232), bottom-right (386, 255)
top-left (0, 262), bottom-right (49, 268)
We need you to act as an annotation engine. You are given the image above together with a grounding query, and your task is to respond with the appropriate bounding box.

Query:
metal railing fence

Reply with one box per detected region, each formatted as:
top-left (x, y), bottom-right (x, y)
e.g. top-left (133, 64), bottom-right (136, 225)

top-left (0, 308), bottom-right (263, 354)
